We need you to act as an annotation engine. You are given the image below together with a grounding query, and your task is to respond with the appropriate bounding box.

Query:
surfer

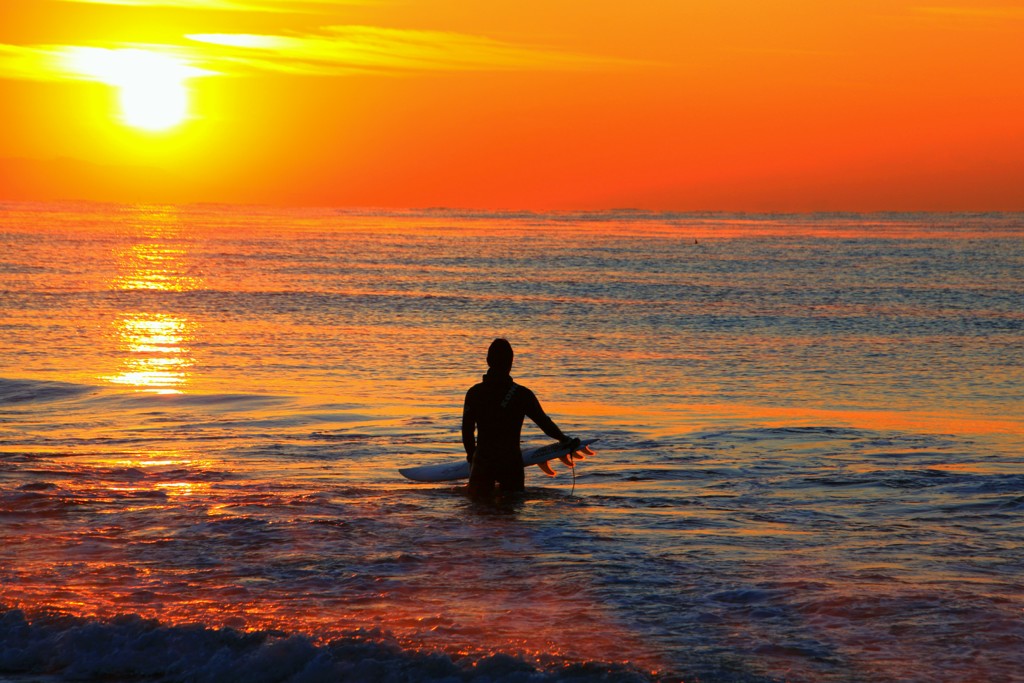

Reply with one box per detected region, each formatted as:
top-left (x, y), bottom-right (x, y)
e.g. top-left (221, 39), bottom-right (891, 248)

top-left (462, 338), bottom-right (576, 497)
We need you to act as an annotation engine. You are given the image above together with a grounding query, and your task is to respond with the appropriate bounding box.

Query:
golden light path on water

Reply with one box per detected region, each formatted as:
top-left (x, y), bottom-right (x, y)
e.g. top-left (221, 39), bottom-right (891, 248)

top-left (106, 314), bottom-right (195, 393)
top-left (105, 208), bottom-right (199, 394)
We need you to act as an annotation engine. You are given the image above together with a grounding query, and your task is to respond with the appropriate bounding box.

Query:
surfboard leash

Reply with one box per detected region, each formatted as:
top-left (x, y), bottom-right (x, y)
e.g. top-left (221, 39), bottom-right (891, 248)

top-left (570, 451), bottom-right (577, 496)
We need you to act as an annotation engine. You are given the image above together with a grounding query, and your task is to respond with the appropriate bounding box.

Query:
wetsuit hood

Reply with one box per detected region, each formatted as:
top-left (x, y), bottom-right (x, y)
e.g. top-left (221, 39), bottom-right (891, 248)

top-left (482, 369), bottom-right (513, 386)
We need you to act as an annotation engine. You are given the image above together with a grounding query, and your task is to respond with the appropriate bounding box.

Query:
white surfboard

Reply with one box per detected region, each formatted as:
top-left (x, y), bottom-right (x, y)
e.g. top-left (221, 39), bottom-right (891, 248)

top-left (399, 438), bottom-right (598, 482)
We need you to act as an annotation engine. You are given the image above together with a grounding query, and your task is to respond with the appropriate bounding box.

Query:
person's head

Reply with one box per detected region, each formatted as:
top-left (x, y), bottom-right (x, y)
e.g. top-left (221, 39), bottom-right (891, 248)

top-left (486, 338), bottom-right (514, 373)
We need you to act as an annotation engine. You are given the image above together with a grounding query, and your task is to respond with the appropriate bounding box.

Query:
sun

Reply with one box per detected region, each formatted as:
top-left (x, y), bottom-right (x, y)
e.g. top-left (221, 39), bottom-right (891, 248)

top-left (119, 70), bottom-right (188, 131)
top-left (64, 48), bottom-right (204, 131)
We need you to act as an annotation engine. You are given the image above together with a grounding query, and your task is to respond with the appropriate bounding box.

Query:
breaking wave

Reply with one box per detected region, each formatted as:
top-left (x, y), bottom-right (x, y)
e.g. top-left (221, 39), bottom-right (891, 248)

top-left (0, 609), bottom-right (662, 683)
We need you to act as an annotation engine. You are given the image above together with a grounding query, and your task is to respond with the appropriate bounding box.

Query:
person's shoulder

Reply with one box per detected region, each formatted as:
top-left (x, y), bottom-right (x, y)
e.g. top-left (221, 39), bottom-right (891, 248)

top-left (512, 383), bottom-right (538, 400)
top-left (465, 382), bottom-right (486, 396)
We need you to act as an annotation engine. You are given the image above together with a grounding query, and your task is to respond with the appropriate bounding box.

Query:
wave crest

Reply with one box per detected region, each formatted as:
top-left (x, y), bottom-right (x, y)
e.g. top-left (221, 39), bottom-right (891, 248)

top-left (0, 609), bottom-right (657, 682)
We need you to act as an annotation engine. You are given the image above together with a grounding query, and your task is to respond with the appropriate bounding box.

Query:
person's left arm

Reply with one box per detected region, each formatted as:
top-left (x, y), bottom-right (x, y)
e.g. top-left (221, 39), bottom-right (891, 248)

top-left (524, 388), bottom-right (570, 443)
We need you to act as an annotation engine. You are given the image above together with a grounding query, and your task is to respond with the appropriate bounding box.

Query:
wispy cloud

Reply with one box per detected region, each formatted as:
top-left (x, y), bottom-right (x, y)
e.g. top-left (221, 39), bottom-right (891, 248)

top-left (0, 43), bottom-right (215, 83)
top-left (186, 26), bottom-right (634, 75)
top-left (0, 44), bottom-right (49, 81)
top-left (57, 0), bottom-right (380, 12)
top-left (0, 44), bottom-right (90, 82)
top-left (0, 25), bottom-right (633, 84)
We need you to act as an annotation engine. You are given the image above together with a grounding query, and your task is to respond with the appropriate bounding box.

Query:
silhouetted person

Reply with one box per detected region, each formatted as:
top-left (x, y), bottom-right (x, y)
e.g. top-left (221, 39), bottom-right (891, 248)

top-left (462, 338), bottom-right (574, 497)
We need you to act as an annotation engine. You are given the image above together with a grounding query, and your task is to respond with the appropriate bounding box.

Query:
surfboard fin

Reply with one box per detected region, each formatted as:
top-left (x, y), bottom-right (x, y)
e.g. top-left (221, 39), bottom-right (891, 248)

top-left (536, 461), bottom-right (557, 476)
top-left (565, 446), bottom-right (593, 463)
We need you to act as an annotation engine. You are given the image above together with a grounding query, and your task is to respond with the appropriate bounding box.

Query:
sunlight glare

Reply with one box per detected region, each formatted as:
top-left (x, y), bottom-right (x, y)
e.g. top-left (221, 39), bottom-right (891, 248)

top-left (120, 78), bottom-right (188, 131)
top-left (64, 47), bottom-right (205, 131)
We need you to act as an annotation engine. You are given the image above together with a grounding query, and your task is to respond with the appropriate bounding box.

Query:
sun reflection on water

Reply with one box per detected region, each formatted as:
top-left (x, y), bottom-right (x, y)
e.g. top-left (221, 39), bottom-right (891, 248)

top-left (104, 207), bottom-right (202, 393)
top-left (111, 242), bottom-right (202, 291)
top-left (107, 313), bottom-right (195, 393)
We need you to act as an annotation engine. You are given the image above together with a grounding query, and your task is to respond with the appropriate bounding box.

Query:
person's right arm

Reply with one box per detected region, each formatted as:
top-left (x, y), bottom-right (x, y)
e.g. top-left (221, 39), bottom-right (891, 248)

top-left (462, 388), bottom-right (477, 462)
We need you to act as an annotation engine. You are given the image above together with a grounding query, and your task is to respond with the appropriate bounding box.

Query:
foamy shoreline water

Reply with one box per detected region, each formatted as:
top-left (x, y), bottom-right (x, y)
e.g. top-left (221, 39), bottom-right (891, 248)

top-left (2, 206), bottom-right (1022, 682)
top-left (0, 608), bottom-right (676, 683)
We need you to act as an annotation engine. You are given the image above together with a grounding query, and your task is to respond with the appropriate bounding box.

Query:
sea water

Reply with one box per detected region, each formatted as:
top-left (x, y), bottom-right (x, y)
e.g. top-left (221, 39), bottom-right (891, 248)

top-left (0, 204), bottom-right (1021, 682)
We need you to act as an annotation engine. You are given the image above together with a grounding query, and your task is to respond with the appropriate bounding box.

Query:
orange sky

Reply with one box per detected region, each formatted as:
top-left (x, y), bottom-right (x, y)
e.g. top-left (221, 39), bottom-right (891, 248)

top-left (1, 0), bottom-right (1022, 210)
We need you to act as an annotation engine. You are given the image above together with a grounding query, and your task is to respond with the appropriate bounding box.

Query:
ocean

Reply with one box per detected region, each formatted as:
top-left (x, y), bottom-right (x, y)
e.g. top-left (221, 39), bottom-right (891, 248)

top-left (1, 203), bottom-right (1021, 682)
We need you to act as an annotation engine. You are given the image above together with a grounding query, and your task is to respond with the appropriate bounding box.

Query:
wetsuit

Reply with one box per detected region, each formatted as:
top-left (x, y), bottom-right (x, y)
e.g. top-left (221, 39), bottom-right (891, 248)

top-left (462, 369), bottom-right (568, 496)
